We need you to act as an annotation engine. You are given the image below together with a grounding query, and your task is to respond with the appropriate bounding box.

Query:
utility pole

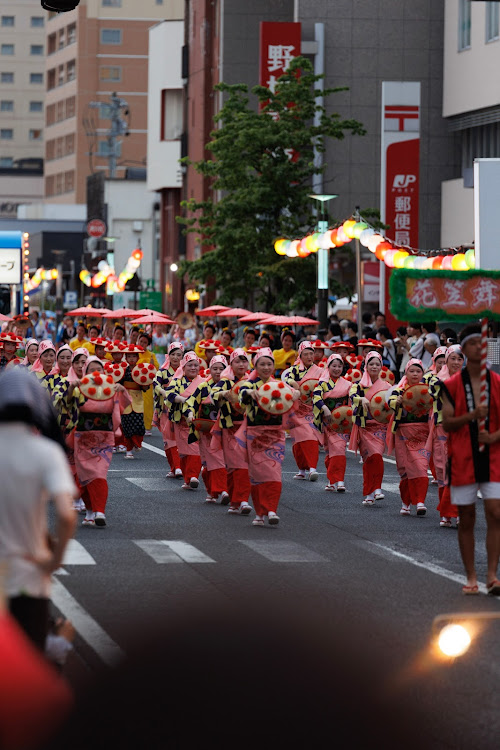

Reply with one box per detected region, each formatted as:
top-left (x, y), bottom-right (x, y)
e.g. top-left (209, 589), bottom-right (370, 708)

top-left (89, 92), bottom-right (129, 179)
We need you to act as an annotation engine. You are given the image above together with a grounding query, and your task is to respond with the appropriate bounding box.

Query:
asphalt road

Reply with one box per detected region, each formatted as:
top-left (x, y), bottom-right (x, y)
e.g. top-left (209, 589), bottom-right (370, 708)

top-left (52, 429), bottom-right (500, 749)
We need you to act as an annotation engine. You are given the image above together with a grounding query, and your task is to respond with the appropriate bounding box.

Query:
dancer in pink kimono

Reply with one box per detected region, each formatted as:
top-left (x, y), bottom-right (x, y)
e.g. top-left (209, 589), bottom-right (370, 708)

top-left (74, 356), bottom-right (131, 527)
top-left (153, 342), bottom-right (184, 478)
top-left (387, 358), bottom-right (431, 516)
top-left (285, 341), bottom-right (325, 481)
top-left (162, 351), bottom-right (204, 490)
top-left (185, 354), bottom-right (229, 504)
top-left (238, 348), bottom-right (300, 526)
top-left (349, 351), bottom-right (391, 506)
top-left (312, 353), bottom-right (352, 492)
top-left (425, 344), bottom-right (464, 527)
top-left (211, 349), bottom-right (253, 515)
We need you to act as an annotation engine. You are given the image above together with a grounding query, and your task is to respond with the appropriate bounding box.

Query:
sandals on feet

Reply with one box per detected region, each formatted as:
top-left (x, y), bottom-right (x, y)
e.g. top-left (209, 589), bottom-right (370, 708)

top-left (486, 579), bottom-right (500, 596)
top-left (462, 584), bottom-right (479, 595)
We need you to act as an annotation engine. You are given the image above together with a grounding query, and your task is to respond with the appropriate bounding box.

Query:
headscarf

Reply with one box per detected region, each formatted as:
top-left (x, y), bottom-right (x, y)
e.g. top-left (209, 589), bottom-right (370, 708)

top-left (173, 351), bottom-right (202, 379)
top-left (54, 344), bottom-right (73, 375)
top-left (319, 353), bottom-right (343, 382)
top-left (438, 344), bottom-right (464, 382)
top-left (359, 351), bottom-right (383, 388)
top-left (253, 347), bottom-right (274, 364)
top-left (0, 367), bottom-right (67, 451)
top-left (160, 341), bottom-right (185, 371)
top-left (84, 355), bottom-right (104, 374)
top-left (31, 340), bottom-right (57, 374)
top-left (209, 354), bottom-right (228, 370)
top-left (293, 340), bottom-right (314, 368)
top-left (20, 338), bottom-right (38, 367)
top-left (220, 348), bottom-right (249, 380)
top-left (396, 357), bottom-right (424, 390)
top-left (67, 348), bottom-right (88, 382)
top-left (428, 346), bottom-right (447, 374)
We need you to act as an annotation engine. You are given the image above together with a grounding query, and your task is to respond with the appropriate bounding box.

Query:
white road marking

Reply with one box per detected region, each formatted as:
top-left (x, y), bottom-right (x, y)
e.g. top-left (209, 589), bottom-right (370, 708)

top-left (365, 542), bottom-right (493, 596)
top-left (51, 578), bottom-right (125, 666)
top-left (62, 539), bottom-right (96, 565)
top-left (126, 477), bottom-right (168, 490)
top-left (240, 540), bottom-right (328, 563)
top-left (134, 540), bottom-right (215, 564)
top-left (141, 441), bottom-right (166, 457)
top-left (381, 481), bottom-right (402, 494)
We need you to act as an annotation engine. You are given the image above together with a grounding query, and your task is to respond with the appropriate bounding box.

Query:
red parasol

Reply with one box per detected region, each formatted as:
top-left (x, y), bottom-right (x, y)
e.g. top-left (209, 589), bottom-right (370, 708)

top-left (131, 308), bottom-right (172, 318)
top-left (259, 315), bottom-right (319, 326)
top-left (196, 305), bottom-right (230, 316)
top-left (67, 306), bottom-right (112, 316)
top-left (131, 313), bottom-right (175, 325)
top-left (221, 307), bottom-right (252, 317)
top-left (239, 312), bottom-right (271, 322)
top-left (102, 308), bottom-right (143, 319)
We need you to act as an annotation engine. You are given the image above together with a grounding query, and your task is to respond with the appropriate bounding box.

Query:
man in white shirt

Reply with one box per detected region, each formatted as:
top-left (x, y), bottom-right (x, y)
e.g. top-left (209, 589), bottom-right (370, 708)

top-left (409, 322), bottom-right (440, 368)
top-left (0, 369), bottom-right (76, 650)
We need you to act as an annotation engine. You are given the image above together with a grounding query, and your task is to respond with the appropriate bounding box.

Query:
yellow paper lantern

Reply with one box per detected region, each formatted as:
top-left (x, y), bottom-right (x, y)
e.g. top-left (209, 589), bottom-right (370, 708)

top-left (342, 219), bottom-right (357, 239)
top-left (274, 239), bottom-right (287, 255)
top-left (393, 250), bottom-right (409, 268)
top-left (451, 253), bottom-right (468, 271)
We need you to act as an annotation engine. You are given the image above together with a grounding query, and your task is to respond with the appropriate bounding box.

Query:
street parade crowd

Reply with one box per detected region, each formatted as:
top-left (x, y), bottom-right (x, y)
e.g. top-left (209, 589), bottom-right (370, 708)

top-left (1, 307), bottom-right (500, 664)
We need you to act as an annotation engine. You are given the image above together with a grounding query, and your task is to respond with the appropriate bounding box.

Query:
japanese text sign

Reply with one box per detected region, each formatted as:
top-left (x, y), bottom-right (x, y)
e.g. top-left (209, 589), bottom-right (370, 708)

top-left (0, 247), bottom-right (22, 285)
top-left (259, 22), bottom-right (301, 96)
top-left (390, 269), bottom-right (500, 322)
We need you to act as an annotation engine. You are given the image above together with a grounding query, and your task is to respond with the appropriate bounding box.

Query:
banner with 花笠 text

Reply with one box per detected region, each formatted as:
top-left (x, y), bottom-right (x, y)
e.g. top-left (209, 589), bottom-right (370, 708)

top-left (380, 81), bottom-right (420, 329)
top-left (390, 269), bottom-right (500, 322)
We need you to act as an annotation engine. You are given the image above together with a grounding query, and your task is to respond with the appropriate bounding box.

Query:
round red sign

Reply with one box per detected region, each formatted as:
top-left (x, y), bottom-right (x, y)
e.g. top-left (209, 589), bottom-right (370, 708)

top-left (87, 219), bottom-right (107, 238)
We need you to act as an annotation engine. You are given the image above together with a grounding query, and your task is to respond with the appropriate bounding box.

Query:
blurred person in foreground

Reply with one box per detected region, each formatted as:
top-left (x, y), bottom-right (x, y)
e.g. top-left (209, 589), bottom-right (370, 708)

top-left (0, 368), bottom-right (76, 651)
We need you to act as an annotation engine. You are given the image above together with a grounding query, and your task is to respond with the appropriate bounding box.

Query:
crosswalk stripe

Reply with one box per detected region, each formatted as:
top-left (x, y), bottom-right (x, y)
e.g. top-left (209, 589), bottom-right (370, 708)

top-left (240, 540), bottom-right (328, 563)
top-left (126, 477), bottom-right (168, 490)
top-left (141, 441), bottom-right (166, 457)
top-left (381, 482), bottom-right (401, 494)
top-left (62, 539), bottom-right (97, 565)
top-left (133, 540), bottom-right (215, 564)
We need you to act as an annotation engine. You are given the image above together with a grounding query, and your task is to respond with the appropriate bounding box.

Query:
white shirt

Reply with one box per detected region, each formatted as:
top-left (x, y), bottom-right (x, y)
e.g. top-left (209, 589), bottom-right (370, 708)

top-left (409, 333), bottom-right (440, 368)
top-left (0, 424), bottom-right (76, 598)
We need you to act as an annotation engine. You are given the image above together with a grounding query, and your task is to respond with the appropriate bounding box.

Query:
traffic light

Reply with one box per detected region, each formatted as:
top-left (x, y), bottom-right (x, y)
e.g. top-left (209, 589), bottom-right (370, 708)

top-left (41, 1), bottom-right (80, 11)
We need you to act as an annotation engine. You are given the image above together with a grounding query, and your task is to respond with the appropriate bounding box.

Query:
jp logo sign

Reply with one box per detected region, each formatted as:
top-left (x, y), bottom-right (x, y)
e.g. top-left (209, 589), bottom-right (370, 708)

top-left (392, 174), bottom-right (417, 189)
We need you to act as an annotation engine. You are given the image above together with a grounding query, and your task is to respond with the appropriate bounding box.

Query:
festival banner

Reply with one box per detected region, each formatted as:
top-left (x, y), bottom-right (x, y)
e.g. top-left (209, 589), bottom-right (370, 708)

top-left (380, 81), bottom-right (420, 329)
top-left (390, 269), bottom-right (500, 322)
top-left (259, 22), bottom-right (301, 101)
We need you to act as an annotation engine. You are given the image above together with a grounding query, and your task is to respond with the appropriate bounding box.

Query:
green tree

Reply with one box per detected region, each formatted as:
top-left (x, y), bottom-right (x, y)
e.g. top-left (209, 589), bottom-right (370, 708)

top-left (177, 56), bottom-right (365, 311)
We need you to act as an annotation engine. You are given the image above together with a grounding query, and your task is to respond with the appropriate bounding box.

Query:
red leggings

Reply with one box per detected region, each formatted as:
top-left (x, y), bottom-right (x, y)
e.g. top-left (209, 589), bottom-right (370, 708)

top-left (227, 468), bottom-right (251, 506)
top-left (165, 446), bottom-right (180, 472)
top-left (201, 467), bottom-right (228, 497)
top-left (437, 485), bottom-right (458, 518)
top-left (400, 476), bottom-right (429, 505)
top-left (81, 478), bottom-right (108, 513)
top-left (325, 455), bottom-right (346, 485)
top-left (123, 435), bottom-right (143, 451)
top-left (292, 440), bottom-right (319, 471)
top-left (180, 455), bottom-right (201, 483)
top-left (251, 481), bottom-right (281, 516)
top-left (362, 454), bottom-right (384, 496)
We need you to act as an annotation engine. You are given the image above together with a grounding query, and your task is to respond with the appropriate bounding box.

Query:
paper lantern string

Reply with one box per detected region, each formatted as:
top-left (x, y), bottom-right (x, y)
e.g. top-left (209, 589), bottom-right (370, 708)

top-left (79, 248), bottom-right (143, 292)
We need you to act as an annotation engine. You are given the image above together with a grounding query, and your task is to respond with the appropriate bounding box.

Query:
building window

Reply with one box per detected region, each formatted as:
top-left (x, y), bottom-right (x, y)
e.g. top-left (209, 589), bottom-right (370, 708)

top-left (1, 16), bottom-right (14, 27)
top-left (58, 29), bottom-right (65, 49)
top-left (65, 134), bottom-right (75, 154)
top-left (56, 101), bottom-right (64, 121)
top-left (66, 96), bottom-right (76, 118)
top-left (99, 65), bottom-right (121, 81)
top-left (0, 100), bottom-right (13, 112)
top-left (1, 72), bottom-right (14, 83)
top-left (458, 0), bottom-right (472, 51)
top-left (30, 73), bottom-right (43, 84)
top-left (161, 89), bottom-right (183, 140)
top-left (45, 175), bottom-right (55, 196)
top-left (0, 129), bottom-right (13, 140)
top-left (64, 171), bottom-right (75, 192)
top-left (48, 69), bottom-right (56, 90)
top-left (31, 17), bottom-right (45, 28)
top-left (29, 129), bottom-right (43, 141)
top-left (56, 173), bottom-right (64, 195)
top-left (101, 29), bottom-right (122, 45)
top-left (30, 101), bottom-right (43, 113)
top-left (1, 45), bottom-right (14, 56)
top-left (67, 60), bottom-right (76, 81)
top-left (30, 45), bottom-right (44, 56)
top-left (67, 24), bottom-right (76, 44)
top-left (57, 66), bottom-right (65, 86)
top-left (0, 157), bottom-right (13, 167)
top-left (486, 2), bottom-right (500, 41)
top-left (102, 0), bottom-right (122, 6)
top-left (46, 104), bottom-right (55, 126)
top-left (48, 34), bottom-right (56, 55)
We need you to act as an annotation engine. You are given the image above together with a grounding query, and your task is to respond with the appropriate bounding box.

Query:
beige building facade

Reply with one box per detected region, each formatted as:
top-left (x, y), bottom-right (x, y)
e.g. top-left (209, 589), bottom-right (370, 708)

top-left (441, 0), bottom-right (500, 247)
top-left (0, 0), bottom-right (46, 168)
top-left (44, 0), bottom-right (183, 204)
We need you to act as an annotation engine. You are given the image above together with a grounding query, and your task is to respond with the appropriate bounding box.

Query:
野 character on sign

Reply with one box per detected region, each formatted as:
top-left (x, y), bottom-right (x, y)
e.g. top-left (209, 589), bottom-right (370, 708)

top-left (267, 44), bottom-right (296, 72)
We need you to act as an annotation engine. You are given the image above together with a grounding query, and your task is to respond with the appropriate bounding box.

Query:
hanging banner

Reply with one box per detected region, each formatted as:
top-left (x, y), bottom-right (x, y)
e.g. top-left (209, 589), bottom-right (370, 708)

top-left (390, 269), bottom-right (500, 322)
top-left (380, 81), bottom-right (420, 328)
top-left (259, 22), bottom-right (301, 101)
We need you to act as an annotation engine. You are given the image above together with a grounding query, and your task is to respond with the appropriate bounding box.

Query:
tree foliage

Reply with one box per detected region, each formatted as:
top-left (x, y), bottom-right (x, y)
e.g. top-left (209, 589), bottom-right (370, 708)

top-left (177, 57), bottom-right (365, 311)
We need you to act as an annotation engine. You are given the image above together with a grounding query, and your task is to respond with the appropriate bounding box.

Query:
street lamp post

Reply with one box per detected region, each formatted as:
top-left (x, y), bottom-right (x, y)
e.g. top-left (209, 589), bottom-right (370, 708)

top-left (310, 193), bottom-right (337, 329)
top-left (353, 205), bottom-right (363, 330)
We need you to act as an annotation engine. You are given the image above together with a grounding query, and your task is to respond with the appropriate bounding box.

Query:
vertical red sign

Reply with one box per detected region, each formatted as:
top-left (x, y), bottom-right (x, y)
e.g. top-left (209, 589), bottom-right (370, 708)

top-left (259, 22), bottom-right (302, 98)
